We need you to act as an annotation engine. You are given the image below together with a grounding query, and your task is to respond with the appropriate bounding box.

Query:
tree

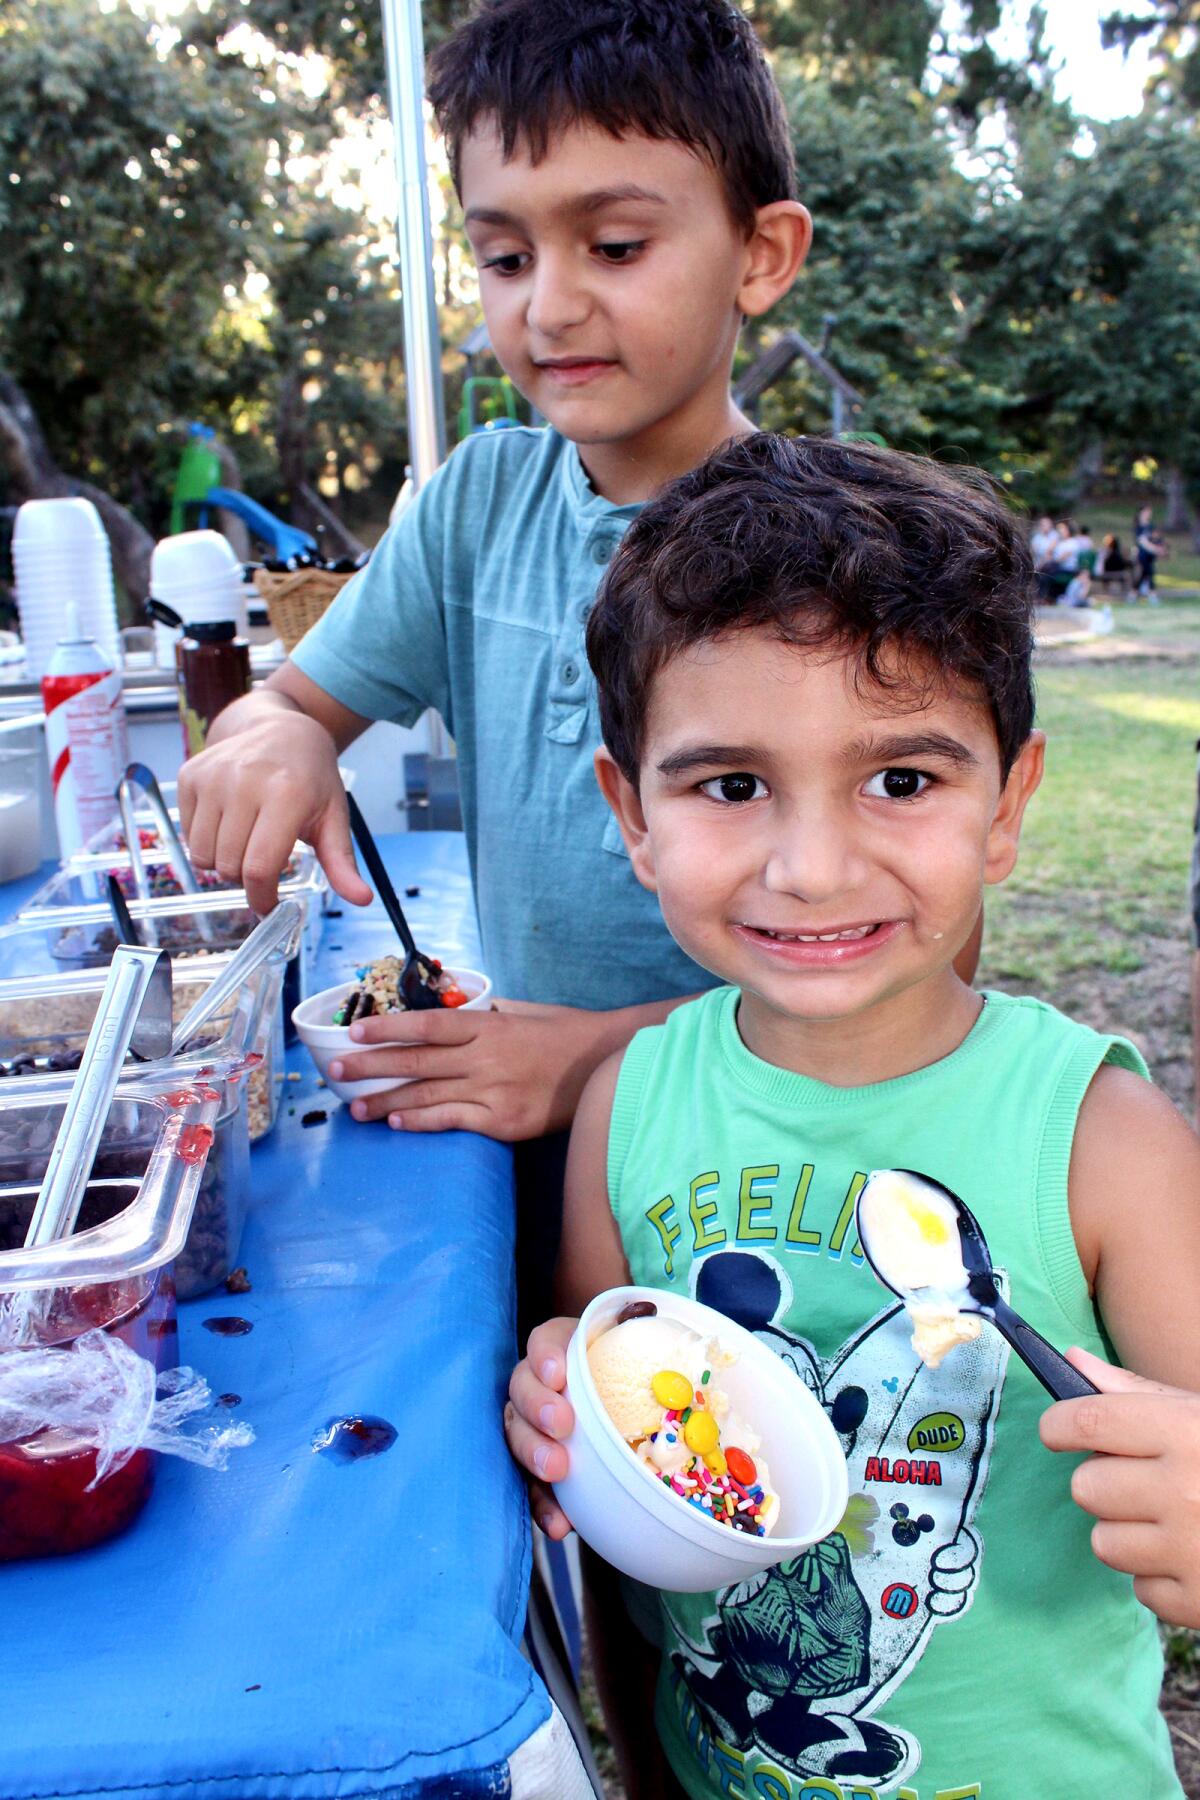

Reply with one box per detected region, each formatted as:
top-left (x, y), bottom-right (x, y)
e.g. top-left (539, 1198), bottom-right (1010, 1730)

top-left (0, 0), bottom-right (268, 526)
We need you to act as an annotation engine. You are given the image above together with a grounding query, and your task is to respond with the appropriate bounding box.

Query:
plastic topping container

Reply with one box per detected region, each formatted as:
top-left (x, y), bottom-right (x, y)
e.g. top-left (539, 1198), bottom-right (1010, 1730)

top-left (16, 842), bottom-right (327, 999)
top-left (4, 869), bottom-right (315, 1048)
top-left (0, 1081), bottom-right (220, 1559)
top-left (0, 936), bottom-right (287, 1150)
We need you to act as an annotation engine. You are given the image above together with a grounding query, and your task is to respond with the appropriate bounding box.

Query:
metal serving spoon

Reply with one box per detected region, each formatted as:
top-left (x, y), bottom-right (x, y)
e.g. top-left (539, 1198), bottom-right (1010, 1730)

top-left (24, 944), bottom-right (173, 1252)
top-left (856, 1168), bottom-right (1099, 1401)
top-left (344, 792), bottom-right (444, 1012)
top-left (116, 762), bottom-right (216, 944)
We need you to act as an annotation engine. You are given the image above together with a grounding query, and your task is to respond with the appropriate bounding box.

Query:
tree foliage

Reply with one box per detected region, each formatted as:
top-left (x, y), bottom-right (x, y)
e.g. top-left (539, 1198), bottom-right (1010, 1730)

top-left (2, 0), bottom-right (1199, 536)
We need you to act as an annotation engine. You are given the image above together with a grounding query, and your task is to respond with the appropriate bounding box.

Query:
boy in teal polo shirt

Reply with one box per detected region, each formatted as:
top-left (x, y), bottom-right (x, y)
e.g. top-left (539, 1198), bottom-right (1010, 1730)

top-left (177, 0), bottom-right (809, 1167)
top-left (507, 434), bottom-right (1200, 1799)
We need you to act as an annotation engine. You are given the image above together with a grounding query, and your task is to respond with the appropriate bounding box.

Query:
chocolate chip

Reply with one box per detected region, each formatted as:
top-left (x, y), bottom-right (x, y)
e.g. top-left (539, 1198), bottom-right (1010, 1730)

top-left (301, 1109), bottom-right (328, 1127)
top-left (404, 885), bottom-right (420, 897)
top-left (224, 1266), bottom-right (252, 1295)
top-left (615, 1300), bottom-right (658, 1324)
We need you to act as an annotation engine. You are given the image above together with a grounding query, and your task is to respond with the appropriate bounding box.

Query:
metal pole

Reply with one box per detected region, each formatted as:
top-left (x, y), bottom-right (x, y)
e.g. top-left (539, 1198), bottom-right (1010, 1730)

top-left (380, 0), bottom-right (449, 757)
top-left (380, 0), bottom-right (446, 488)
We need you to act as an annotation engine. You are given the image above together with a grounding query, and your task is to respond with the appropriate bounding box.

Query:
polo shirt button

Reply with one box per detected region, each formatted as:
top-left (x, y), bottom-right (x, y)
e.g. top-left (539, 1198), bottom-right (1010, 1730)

top-left (577, 600), bottom-right (591, 624)
top-left (560, 659), bottom-right (580, 685)
top-left (590, 536), bottom-right (617, 564)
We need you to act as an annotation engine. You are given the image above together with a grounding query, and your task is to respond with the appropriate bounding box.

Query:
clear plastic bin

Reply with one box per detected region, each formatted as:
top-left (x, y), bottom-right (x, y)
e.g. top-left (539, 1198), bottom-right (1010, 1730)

top-left (17, 842), bottom-right (327, 999)
top-left (0, 1081), bottom-right (220, 1560)
top-left (0, 940), bottom-right (286, 1146)
top-left (4, 869), bottom-right (318, 1047)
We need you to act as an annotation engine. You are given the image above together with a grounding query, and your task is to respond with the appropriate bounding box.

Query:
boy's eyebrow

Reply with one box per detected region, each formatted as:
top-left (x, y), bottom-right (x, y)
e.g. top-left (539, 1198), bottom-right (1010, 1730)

top-left (655, 743), bottom-right (765, 778)
top-left (464, 185), bottom-right (669, 229)
top-left (847, 731), bottom-right (979, 768)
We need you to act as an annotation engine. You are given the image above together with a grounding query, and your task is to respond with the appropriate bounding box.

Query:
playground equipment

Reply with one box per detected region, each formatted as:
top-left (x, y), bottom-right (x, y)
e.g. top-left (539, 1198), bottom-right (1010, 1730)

top-left (457, 375), bottom-right (520, 441)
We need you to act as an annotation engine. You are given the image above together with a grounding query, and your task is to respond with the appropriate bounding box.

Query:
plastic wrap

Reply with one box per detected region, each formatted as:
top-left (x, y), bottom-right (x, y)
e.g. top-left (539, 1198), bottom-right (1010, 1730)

top-left (0, 1326), bottom-right (253, 1485)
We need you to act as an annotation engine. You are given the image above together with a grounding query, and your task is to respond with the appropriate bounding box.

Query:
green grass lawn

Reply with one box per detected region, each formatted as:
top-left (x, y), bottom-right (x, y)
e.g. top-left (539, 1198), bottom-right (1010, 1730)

top-left (980, 600), bottom-right (1200, 1111)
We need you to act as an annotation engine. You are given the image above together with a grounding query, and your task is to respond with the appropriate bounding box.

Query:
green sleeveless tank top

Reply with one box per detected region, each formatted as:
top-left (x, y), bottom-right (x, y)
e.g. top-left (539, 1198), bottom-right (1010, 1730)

top-left (607, 986), bottom-right (1180, 1800)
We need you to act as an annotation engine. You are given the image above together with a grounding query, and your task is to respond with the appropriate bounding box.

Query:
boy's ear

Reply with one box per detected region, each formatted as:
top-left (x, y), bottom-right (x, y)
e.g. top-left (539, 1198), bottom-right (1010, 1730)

top-left (594, 748), bottom-right (658, 892)
top-left (737, 201), bottom-right (813, 319)
top-left (984, 730), bottom-right (1045, 886)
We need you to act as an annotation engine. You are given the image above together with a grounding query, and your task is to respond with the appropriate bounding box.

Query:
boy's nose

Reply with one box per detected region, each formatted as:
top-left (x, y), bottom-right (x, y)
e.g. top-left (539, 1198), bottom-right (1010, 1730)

top-left (761, 809), bottom-right (866, 905)
top-left (525, 253), bottom-right (592, 339)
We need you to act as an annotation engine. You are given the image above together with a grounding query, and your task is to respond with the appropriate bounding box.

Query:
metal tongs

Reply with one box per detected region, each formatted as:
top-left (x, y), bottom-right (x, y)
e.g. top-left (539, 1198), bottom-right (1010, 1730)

top-left (115, 762), bottom-right (216, 946)
top-left (23, 944), bottom-right (173, 1252)
top-left (170, 899), bottom-right (302, 1055)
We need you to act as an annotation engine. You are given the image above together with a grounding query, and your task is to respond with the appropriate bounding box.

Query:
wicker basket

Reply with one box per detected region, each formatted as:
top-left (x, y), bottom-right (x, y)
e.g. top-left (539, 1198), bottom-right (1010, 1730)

top-left (252, 566), bottom-right (357, 653)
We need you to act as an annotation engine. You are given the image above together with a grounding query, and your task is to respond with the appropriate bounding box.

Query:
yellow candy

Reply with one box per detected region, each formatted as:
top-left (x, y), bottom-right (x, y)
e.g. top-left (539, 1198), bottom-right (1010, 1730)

top-left (683, 1410), bottom-right (720, 1455)
top-left (652, 1369), bottom-right (693, 1410)
top-left (704, 1448), bottom-right (728, 1477)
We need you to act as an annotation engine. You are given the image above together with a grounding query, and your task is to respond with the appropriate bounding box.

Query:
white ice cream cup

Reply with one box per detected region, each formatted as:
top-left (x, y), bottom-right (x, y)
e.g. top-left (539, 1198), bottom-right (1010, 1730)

top-left (292, 966), bottom-right (492, 1101)
top-left (554, 1285), bottom-right (849, 1593)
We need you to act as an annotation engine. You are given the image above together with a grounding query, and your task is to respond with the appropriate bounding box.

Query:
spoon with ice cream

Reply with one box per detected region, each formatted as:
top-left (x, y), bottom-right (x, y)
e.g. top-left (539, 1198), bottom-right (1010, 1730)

top-left (855, 1168), bottom-right (1099, 1400)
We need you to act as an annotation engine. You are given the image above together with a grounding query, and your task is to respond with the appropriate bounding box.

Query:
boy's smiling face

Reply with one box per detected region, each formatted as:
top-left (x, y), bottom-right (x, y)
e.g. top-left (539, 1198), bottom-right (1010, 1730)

top-left (598, 628), bottom-right (1043, 1070)
top-left (459, 120), bottom-right (809, 496)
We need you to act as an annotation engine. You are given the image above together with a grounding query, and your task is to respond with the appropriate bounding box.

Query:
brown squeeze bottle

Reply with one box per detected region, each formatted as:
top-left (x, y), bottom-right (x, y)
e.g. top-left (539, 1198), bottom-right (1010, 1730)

top-left (177, 619), bottom-right (251, 759)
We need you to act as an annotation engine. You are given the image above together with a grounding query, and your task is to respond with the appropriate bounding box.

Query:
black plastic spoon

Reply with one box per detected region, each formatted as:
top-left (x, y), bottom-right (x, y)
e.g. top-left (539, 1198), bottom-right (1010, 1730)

top-left (107, 874), bottom-right (140, 947)
top-left (344, 792), bottom-right (444, 1011)
top-left (856, 1169), bottom-right (1099, 1400)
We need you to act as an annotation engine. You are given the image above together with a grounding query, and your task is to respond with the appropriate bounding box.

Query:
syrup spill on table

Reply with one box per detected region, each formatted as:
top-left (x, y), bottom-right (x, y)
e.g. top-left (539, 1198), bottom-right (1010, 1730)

top-left (311, 1415), bottom-right (397, 1462)
top-left (202, 1316), bottom-right (253, 1336)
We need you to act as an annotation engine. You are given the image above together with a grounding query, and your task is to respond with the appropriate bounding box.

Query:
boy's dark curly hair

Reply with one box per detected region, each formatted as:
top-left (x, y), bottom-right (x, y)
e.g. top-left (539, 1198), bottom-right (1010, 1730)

top-left (427, 0), bottom-right (795, 235)
top-left (587, 433), bottom-right (1037, 782)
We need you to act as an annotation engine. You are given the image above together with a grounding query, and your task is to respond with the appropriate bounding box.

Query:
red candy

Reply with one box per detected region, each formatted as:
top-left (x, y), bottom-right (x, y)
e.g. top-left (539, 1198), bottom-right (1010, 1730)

top-left (441, 985), bottom-right (469, 1008)
top-left (725, 1446), bottom-right (757, 1487)
top-left (176, 1123), bottom-right (214, 1165)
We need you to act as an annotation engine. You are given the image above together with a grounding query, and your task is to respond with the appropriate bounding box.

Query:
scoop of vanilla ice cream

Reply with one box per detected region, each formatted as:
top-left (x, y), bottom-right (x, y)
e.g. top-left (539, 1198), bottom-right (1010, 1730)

top-left (908, 1300), bottom-right (982, 1369)
top-left (858, 1170), bottom-right (970, 1298)
top-left (586, 1314), bottom-right (708, 1442)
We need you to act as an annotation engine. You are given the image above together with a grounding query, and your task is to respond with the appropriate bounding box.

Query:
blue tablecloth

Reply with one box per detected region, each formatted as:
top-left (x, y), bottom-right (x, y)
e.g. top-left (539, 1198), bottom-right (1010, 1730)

top-left (0, 834), bottom-right (549, 1799)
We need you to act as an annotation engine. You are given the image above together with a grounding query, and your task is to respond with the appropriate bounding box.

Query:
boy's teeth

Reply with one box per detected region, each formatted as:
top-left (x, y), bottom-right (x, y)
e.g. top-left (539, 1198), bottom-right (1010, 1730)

top-left (761, 924), bottom-right (875, 942)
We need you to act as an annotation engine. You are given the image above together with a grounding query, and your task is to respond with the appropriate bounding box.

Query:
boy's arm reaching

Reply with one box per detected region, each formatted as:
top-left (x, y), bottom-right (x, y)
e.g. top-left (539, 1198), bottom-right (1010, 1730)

top-left (1046, 1064), bottom-right (1200, 1624)
top-left (505, 1049), bottom-right (630, 1537)
top-left (178, 660), bottom-right (373, 915)
top-left (328, 989), bottom-right (697, 1140)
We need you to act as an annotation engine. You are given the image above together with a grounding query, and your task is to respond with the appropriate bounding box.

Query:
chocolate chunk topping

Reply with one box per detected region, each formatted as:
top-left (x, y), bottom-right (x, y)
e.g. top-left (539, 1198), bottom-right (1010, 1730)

top-left (615, 1299), bottom-right (658, 1324)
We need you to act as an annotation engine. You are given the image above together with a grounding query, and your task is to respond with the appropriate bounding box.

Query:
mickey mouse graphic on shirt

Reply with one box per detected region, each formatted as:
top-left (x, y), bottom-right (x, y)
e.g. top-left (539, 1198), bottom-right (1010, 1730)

top-left (660, 1249), bottom-right (1009, 1793)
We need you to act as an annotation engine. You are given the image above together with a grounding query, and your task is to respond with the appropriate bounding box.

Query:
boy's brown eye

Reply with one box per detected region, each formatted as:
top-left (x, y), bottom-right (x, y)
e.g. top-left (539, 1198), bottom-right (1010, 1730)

top-left (866, 768), bottom-right (929, 800)
top-left (700, 772), bottom-right (765, 804)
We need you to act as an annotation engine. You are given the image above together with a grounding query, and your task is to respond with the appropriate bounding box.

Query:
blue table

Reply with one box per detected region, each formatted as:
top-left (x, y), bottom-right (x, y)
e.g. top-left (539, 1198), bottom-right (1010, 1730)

top-left (0, 834), bottom-right (565, 1799)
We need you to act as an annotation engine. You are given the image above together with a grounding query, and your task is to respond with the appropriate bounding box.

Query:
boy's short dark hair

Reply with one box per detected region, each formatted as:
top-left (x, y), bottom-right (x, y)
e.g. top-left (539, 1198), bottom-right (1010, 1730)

top-left (427, 0), bottom-right (795, 235)
top-left (587, 433), bottom-right (1036, 781)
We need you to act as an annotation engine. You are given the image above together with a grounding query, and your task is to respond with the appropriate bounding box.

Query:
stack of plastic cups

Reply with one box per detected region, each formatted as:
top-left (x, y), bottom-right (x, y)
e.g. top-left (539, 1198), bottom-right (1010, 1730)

top-left (149, 530), bottom-right (249, 667)
top-left (12, 499), bottom-right (122, 680)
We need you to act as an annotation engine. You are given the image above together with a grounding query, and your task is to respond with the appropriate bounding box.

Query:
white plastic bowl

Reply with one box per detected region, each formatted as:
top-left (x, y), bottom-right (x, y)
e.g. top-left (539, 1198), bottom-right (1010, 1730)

top-left (292, 965), bottom-right (492, 1102)
top-left (554, 1285), bottom-right (849, 1592)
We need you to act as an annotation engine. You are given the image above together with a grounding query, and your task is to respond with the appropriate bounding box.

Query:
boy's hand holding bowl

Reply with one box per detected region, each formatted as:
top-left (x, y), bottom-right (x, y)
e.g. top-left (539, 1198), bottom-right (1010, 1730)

top-left (508, 1286), bottom-right (849, 1592)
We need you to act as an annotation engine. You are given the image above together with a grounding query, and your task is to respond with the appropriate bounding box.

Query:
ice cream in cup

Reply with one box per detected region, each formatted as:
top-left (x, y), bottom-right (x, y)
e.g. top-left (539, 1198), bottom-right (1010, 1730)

top-left (292, 958), bottom-right (492, 1102)
top-left (554, 1285), bottom-right (849, 1591)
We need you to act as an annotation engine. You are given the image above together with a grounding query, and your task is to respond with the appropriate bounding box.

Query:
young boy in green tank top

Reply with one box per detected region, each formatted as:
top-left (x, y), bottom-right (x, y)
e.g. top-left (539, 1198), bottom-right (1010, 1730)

top-left (507, 434), bottom-right (1200, 1800)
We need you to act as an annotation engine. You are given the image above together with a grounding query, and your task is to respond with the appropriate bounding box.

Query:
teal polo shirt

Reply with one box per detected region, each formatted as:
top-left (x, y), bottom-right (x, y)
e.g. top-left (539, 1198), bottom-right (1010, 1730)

top-left (291, 426), bottom-right (715, 1011)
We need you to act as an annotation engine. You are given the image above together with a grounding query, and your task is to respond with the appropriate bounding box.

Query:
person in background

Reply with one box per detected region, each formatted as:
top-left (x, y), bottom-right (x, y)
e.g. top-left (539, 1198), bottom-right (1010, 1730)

top-left (1134, 504), bottom-right (1169, 601)
top-left (1036, 519), bottom-right (1077, 601)
top-left (1030, 512), bottom-right (1058, 569)
top-left (1063, 563), bottom-right (1092, 608)
top-left (1093, 531), bottom-right (1131, 596)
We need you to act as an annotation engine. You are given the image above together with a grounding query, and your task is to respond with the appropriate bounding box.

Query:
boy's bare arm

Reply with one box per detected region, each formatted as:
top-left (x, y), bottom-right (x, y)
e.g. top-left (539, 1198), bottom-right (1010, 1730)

top-left (505, 1050), bottom-right (630, 1536)
top-left (178, 660), bottom-right (373, 914)
top-left (1044, 1066), bottom-right (1200, 1624)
